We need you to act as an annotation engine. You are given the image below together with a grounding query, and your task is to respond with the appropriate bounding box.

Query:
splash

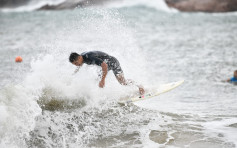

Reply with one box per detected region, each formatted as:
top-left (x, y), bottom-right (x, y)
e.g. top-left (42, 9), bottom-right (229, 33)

top-left (0, 8), bottom-right (151, 147)
top-left (105, 0), bottom-right (178, 13)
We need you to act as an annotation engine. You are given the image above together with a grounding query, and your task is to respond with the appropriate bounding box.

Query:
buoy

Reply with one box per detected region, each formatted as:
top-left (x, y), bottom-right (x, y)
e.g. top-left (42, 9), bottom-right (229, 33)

top-left (15, 56), bottom-right (23, 62)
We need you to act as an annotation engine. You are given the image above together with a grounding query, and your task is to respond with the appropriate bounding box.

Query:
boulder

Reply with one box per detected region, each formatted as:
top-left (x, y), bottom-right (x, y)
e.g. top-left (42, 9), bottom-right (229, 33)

top-left (38, 0), bottom-right (113, 10)
top-left (0, 0), bottom-right (29, 8)
top-left (165, 0), bottom-right (237, 12)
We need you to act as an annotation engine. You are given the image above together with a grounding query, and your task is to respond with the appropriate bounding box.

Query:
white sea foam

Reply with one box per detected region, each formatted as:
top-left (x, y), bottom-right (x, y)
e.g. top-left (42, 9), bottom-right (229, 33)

top-left (203, 118), bottom-right (237, 146)
top-left (0, 84), bottom-right (41, 147)
top-left (105, 0), bottom-right (178, 13)
top-left (0, 9), bottom-right (150, 147)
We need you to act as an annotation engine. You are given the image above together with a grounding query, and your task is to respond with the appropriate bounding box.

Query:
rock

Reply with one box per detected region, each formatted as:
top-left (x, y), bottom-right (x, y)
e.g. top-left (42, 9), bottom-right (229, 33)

top-left (217, 133), bottom-right (224, 137)
top-left (228, 123), bottom-right (237, 128)
top-left (38, 0), bottom-right (113, 10)
top-left (39, 0), bottom-right (83, 10)
top-left (0, 0), bottom-right (29, 8)
top-left (165, 0), bottom-right (237, 12)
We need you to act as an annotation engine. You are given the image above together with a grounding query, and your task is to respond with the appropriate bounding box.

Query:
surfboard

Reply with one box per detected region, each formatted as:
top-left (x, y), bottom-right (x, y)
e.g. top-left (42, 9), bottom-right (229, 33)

top-left (118, 80), bottom-right (184, 104)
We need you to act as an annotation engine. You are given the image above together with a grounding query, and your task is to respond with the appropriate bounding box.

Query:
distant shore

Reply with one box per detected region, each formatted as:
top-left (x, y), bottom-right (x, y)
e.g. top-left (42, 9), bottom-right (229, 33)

top-left (38, 0), bottom-right (112, 10)
top-left (165, 0), bottom-right (237, 13)
top-left (38, 0), bottom-right (237, 12)
top-left (1, 0), bottom-right (237, 12)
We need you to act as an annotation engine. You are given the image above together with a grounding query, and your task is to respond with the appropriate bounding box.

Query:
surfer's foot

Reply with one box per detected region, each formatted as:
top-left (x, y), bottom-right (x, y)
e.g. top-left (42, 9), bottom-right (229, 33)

top-left (139, 87), bottom-right (145, 95)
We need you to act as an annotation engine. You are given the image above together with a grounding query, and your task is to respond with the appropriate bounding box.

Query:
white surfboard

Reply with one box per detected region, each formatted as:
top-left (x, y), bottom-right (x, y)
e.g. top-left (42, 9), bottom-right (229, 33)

top-left (118, 80), bottom-right (184, 104)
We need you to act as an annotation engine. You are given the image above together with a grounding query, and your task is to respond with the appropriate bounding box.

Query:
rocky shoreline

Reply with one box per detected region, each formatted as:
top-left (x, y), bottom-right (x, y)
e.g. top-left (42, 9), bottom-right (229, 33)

top-left (1, 0), bottom-right (237, 12)
top-left (37, 0), bottom-right (237, 12)
top-left (0, 0), bottom-right (29, 8)
top-left (38, 0), bottom-right (113, 10)
top-left (165, 0), bottom-right (237, 12)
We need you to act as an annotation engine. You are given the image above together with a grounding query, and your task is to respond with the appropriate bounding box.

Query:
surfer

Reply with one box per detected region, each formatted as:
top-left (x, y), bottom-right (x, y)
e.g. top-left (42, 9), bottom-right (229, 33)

top-left (226, 70), bottom-right (237, 83)
top-left (69, 51), bottom-right (145, 95)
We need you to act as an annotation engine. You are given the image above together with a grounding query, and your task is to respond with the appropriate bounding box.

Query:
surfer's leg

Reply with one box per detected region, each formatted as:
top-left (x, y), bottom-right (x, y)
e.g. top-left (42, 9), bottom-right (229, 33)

top-left (111, 58), bottom-right (145, 95)
top-left (115, 73), bottom-right (145, 95)
top-left (115, 73), bottom-right (133, 85)
top-left (111, 63), bottom-right (131, 85)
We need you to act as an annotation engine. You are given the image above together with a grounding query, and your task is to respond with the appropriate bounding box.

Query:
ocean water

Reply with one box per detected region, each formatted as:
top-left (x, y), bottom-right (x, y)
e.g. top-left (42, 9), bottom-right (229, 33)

top-left (0, 0), bottom-right (237, 147)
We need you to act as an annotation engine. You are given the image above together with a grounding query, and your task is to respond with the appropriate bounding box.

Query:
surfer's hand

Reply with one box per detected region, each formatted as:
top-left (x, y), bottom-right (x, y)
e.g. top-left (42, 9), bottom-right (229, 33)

top-left (99, 80), bottom-right (105, 88)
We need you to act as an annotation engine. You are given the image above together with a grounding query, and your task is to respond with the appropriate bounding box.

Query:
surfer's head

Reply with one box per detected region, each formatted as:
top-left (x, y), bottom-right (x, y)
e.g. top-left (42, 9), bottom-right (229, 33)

top-left (69, 52), bottom-right (83, 66)
top-left (234, 70), bottom-right (237, 78)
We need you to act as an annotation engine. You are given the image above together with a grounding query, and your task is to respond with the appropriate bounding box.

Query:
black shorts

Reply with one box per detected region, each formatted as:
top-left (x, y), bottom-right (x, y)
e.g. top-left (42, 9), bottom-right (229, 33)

top-left (106, 57), bottom-right (123, 76)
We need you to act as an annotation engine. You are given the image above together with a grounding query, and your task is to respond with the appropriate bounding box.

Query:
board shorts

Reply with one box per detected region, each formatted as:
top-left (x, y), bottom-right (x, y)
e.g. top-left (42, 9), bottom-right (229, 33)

top-left (105, 56), bottom-right (123, 76)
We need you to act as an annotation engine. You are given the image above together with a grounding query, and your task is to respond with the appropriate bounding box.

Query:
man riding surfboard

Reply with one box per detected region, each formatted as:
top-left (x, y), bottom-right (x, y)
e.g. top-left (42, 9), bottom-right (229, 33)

top-left (69, 51), bottom-right (145, 95)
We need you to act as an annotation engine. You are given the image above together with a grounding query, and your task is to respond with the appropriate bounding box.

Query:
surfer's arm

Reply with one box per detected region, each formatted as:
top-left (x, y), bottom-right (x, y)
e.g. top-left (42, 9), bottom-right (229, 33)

top-left (87, 55), bottom-right (107, 87)
top-left (99, 62), bottom-right (108, 88)
top-left (73, 66), bottom-right (81, 75)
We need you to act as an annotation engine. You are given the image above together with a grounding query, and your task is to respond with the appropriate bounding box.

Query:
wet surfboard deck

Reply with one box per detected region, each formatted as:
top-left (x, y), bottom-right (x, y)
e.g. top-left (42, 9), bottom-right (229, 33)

top-left (118, 80), bottom-right (184, 105)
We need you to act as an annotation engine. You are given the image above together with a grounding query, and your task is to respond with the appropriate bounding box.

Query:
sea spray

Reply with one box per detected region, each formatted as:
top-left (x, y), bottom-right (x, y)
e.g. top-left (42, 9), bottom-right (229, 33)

top-left (0, 84), bottom-right (41, 147)
top-left (0, 8), bottom-right (151, 147)
top-left (1, 2), bottom-right (237, 147)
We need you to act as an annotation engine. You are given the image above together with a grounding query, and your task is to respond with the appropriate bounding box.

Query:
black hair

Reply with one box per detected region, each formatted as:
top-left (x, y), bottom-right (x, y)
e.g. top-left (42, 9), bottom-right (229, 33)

top-left (69, 52), bottom-right (80, 63)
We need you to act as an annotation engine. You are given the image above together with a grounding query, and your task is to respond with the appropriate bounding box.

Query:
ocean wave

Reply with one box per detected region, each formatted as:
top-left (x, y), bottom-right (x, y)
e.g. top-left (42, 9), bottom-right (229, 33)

top-left (0, 0), bottom-right (178, 13)
top-left (105, 0), bottom-right (178, 13)
top-left (0, 84), bottom-right (41, 147)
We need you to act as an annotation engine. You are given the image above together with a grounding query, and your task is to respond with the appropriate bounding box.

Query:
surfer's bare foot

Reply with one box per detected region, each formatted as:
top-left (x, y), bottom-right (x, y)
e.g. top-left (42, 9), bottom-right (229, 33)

top-left (139, 87), bottom-right (145, 95)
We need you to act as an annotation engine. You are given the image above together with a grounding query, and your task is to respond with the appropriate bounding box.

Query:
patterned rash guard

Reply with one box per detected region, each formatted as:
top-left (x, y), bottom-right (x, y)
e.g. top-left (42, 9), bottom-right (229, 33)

top-left (81, 51), bottom-right (123, 75)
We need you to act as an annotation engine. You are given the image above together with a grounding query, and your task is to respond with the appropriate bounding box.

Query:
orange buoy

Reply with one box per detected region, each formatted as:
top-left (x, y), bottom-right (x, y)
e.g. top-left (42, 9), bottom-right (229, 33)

top-left (15, 56), bottom-right (23, 62)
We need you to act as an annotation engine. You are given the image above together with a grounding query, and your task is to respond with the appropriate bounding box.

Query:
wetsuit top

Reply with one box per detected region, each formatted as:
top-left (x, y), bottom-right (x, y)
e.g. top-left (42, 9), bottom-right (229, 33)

top-left (230, 77), bottom-right (237, 82)
top-left (81, 51), bottom-right (108, 66)
top-left (81, 51), bottom-right (123, 75)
